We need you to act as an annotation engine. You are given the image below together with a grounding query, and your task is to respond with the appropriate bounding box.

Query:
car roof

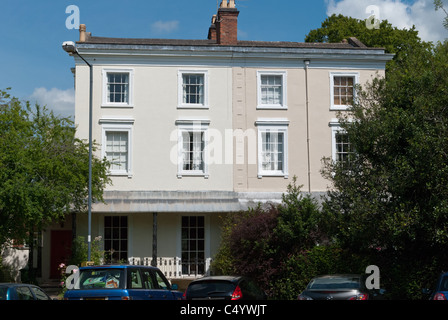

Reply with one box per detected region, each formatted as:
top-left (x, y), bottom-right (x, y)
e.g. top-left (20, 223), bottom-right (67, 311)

top-left (79, 264), bottom-right (158, 270)
top-left (0, 283), bottom-right (37, 287)
top-left (311, 274), bottom-right (361, 279)
top-left (190, 276), bottom-right (243, 283)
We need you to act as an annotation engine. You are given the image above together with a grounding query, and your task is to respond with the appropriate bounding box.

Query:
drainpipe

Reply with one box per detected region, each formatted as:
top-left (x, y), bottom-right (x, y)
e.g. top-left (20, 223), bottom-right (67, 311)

top-left (304, 60), bottom-right (311, 194)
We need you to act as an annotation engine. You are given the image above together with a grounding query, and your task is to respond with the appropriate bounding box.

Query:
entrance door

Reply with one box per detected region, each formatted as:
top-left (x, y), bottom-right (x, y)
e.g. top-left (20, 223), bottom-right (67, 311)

top-left (50, 230), bottom-right (72, 279)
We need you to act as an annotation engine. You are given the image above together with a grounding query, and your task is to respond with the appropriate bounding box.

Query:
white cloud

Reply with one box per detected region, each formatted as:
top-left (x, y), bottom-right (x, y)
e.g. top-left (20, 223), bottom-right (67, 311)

top-left (29, 87), bottom-right (75, 119)
top-left (326, 0), bottom-right (447, 42)
top-left (151, 20), bottom-right (180, 34)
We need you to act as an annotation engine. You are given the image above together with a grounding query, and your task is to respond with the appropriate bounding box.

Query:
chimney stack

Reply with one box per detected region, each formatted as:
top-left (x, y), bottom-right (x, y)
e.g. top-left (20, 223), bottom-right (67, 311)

top-left (208, 15), bottom-right (217, 40)
top-left (215, 0), bottom-right (239, 45)
top-left (79, 24), bottom-right (91, 42)
top-left (79, 24), bottom-right (87, 42)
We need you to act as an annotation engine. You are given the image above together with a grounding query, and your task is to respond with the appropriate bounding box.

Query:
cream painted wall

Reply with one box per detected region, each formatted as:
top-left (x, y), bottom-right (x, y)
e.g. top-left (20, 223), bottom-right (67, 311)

top-left (233, 66), bottom-right (385, 193)
top-left (75, 65), bottom-right (234, 192)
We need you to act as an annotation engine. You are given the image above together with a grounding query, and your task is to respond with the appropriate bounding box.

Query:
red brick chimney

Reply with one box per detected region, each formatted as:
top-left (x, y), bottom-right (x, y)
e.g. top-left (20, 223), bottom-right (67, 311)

top-left (208, 15), bottom-right (217, 41)
top-left (215, 0), bottom-right (239, 45)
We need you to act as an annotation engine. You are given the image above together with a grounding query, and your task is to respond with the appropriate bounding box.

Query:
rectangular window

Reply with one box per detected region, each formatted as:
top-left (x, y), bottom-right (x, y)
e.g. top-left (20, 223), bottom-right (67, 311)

top-left (330, 72), bottom-right (358, 110)
top-left (256, 120), bottom-right (289, 178)
top-left (331, 121), bottom-right (354, 169)
top-left (105, 131), bottom-right (128, 172)
top-left (104, 216), bottom-right (128, 263)
top-left (176, 120), bottom-right (209, 178)
top-left (107, 73), bottom-right (129, 104)
top-left (178, 70), bottom-right (208, 108)
top-left (100, 119), bottom-right (134, 176)
top-left (333, 76), bottom-right (354, 106)
top-left (182, 131), bottom-right (205, 172)
top-left (183, 74), bottom-right (204, 105)
top-left (257, 71), bottom-right (287, 109)
top-left (102, 69), bottom-right (133, 107)
top-left (261, 131), bottom-right (284, 172)
top-left (181, 216), bottom-right (205, 277)
top-left (335, 132), bottom-right (353, 165)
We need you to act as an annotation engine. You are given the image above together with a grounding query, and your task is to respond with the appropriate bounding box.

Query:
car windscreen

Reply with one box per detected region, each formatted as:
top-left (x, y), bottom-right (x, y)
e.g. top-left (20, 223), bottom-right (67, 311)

top-left (187, 281), bottom-right (235, 297)
top-left (76, 268), bottom-right (125, 290)
top-left (308, 276), bottom-right (361, 290)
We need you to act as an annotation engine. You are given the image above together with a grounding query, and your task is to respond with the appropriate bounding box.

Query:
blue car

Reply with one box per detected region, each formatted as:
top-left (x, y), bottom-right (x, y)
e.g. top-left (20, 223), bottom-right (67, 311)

top-left (64, 265), bottom-right (183, 300)
top-left (0, 283), bottom-right (53, 300)
top-left (423, 272), bottom-right (448, 300)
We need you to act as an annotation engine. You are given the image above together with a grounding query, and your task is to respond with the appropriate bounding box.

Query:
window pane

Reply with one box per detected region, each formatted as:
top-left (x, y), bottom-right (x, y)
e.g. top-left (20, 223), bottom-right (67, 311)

top-left (181, 216), bottom-right (205, 276)
top-left (261, 131), bottom-right (284, 172)
top-left (104, 216), bottom-right (128, 263)
top-left (183, 74), bottom-right (204, 105)
top-left (333, 76), bottom-right (354, 106)
top-left (182, 131), bottom-right (204, 172)
top-left (260, 75), bottom-right (283, 105)
top-left (107, 73), bottom-right (129, 104)
top-left (106, 131), bottom-right (128, 171)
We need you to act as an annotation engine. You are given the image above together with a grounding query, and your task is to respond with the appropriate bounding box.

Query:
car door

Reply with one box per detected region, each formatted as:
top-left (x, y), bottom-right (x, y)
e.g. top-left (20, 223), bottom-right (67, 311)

top-left (16, 286), bottom-right (34, 300)
top-left (145, 269), bottom-right (177, 300)
top-left (127, 268), bottom-right (152, 300)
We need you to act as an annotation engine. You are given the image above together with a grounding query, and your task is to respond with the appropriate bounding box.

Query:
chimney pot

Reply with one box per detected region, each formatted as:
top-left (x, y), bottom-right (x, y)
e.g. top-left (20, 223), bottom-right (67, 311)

top-left (79, 24), bottom-right (86, 42)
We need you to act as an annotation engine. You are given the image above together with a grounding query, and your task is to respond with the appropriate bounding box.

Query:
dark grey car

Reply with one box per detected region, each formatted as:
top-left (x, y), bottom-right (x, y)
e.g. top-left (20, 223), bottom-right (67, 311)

top-left (298, 274), bottom-right (385, 300)
top-left (0, 283), bottom-right (52, 300)
top-left (184, 276), bottom-right (267, 300)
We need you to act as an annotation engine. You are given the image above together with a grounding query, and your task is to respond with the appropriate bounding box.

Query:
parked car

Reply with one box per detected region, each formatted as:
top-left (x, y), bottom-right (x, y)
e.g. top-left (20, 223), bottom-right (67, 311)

top-left (0, 283), bottom-right (53, 300)
top-left (63, 264), bottom-right (183, 300)
top-left (183, 276), bottom-right (267, 300)
top-left (297, 274), bottom-right (385, 300)
top-left (423, 271), bottom-right (448, 300)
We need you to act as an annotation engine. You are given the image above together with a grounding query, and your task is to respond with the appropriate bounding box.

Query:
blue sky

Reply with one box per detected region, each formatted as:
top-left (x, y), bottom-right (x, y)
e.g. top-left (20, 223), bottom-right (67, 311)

top-left (0, 0), bottom-right (446, 118)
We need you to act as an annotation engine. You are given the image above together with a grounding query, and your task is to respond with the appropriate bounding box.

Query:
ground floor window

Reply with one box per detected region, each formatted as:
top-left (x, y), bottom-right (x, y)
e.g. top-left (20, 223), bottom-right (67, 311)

top-left (104, 216), bottom-right (128, 263)
top-left (181, 216), bottom-right (205, 276)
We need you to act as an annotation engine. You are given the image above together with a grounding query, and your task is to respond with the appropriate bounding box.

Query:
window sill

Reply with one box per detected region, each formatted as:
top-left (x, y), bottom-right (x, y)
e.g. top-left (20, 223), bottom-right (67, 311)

top-left (256, 105), bottom-right (287, 110)
top-left (177, 172), bottom-right (209, 179)
top-left (109, 172), bottom-right (133, 178)
top-left (177, 105), bottom-right (209, 110)
top-left (330, 105), bottom-right (351, 111)
top-left (102, 104), bottom-right (134, 108)
top-left (257, 172), bottom-right (289, 179)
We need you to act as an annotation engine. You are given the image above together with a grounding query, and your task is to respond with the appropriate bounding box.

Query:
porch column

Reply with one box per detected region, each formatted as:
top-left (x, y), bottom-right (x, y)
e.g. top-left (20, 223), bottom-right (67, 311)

top-left (151, 212), bottom-right (157, 267)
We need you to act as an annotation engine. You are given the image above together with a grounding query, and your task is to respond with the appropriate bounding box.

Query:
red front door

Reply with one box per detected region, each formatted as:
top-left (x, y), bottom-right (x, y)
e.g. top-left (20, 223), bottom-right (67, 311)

top-left (50, 230), bottom-right (72, 279)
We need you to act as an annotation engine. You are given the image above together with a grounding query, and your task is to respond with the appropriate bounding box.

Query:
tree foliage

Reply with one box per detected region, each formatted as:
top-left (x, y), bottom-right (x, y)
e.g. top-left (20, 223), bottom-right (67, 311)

top-left (321, 41), bottom-right (448, 298)
top-left (0, 89), bottom-right (111, 245)
top-left (212, 177), bottom-right (323, 298)
top-left (305, 14), bottom-right (422, 54)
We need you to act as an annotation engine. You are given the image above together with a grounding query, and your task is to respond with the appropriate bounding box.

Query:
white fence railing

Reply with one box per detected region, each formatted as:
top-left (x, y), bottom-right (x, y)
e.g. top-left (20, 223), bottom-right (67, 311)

top-left (128, 257), bottom-right (212, 279)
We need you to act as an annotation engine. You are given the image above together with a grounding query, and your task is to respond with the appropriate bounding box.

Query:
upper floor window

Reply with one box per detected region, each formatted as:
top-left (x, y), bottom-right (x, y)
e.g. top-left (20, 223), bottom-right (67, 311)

top-left (102, 69), bottom-right (134, 107)
top-left (330, 121), bottom-right (354, 169)
top-left (256, 119), bottom-right (289, 178)
top-left (257, 71), bottom-right (287, 109)
top-left (100, 118), bottom-right (134, 176)
top-left (330, 72), bottom-right (359, 110)
top-left (176, 120), bottom-right (210, 178)
top-left (178, 70), bottom-right (208, 109)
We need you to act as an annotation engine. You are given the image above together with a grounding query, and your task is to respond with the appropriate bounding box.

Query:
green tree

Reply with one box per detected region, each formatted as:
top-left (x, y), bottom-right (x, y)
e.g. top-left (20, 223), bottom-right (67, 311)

top-left (0, 89), bottom-right (111, 246)
top-left (435, 0), bottom-right (448, 30)
top-left (321, 41), bottom-right (448, 298)
top-left (305, 14), bottom-right (422, 54)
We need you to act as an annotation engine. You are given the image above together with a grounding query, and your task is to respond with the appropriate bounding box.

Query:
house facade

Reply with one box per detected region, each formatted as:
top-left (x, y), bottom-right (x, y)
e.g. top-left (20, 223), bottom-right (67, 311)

top-left (16, 1), bottom-right (393, 282)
